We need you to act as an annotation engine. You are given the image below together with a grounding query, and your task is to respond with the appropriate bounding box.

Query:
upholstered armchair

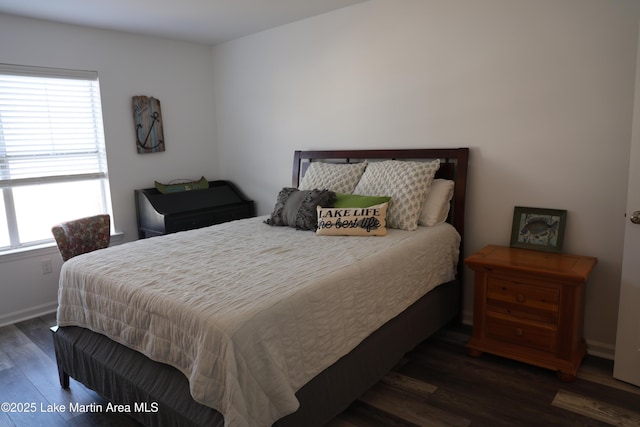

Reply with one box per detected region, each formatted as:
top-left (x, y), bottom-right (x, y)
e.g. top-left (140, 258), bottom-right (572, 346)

top-left (51, 214), bottom-right (111, 261)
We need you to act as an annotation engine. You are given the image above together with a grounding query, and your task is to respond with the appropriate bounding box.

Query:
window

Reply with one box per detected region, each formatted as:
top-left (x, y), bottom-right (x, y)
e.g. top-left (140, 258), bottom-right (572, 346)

top-left (0, 64), bottom-right (112, 253)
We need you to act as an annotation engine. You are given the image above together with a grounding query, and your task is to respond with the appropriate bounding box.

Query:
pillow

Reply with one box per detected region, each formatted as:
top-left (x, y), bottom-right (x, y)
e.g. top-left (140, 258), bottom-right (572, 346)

top-left (299, 161), bottom-right (367, 194)
top-left (155, 177), bottom-right (208, 194)
top-left (419, 179), bottom-right (455, 226)
top-left (333, 192), bottom-right (391, 208)
top-left (264, 188), bottom-right (336, 230)
top-left (316, 202), bottom-right (388, 236)
top-left (353, 159), bottom-right (440, 231)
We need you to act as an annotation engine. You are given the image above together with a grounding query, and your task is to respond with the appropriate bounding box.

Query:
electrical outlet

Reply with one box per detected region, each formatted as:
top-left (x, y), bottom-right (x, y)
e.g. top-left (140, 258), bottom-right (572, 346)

top-left (41, 259), bottom-right (52, 275)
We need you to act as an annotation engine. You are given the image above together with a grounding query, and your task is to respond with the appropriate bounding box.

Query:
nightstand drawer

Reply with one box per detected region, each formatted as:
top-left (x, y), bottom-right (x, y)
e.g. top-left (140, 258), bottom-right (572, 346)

top-left (487, 276), bottom-right (559, 323)
top-left (486, 312), bottom-right (557, 352)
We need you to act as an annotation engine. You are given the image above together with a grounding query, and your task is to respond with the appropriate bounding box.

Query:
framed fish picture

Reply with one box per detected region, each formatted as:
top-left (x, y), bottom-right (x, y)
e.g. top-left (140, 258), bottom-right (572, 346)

top-left (510, 206), bottom-right (567, 253)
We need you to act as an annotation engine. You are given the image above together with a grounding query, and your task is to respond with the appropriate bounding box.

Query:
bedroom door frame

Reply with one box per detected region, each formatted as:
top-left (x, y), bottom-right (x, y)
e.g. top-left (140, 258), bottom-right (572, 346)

top-left (613, 23), bottom-right (640, 388)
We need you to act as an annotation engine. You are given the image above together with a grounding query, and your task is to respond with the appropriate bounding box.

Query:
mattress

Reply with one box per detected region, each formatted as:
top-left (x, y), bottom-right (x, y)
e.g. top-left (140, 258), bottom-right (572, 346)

top-left (57, 217), bottom-right (460, 427)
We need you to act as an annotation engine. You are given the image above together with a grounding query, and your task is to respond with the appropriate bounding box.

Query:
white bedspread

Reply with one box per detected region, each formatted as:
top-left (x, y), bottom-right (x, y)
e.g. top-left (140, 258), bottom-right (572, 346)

top-left (57, 217), bottom-right (459, 427)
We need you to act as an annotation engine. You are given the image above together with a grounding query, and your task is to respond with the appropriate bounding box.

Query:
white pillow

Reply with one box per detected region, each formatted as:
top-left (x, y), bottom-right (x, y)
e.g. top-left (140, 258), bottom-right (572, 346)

top-left (419, 179), bottom-right (454, 226)
top-left (353, 159), bottom-right (440, 231)
top-left (299, 161), bottom-right (367, 194)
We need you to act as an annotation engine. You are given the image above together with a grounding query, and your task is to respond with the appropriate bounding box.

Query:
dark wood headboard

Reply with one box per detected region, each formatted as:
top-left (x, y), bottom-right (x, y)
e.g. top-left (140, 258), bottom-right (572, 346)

top-left (293, 148), bottom-right (469, 278)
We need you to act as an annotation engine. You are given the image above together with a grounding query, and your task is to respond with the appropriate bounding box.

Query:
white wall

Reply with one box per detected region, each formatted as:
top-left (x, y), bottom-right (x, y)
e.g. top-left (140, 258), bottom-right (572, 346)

top-left (0, 14), bottom-right (219, 325)
top-left (212, 0), bottom-right (640, 357)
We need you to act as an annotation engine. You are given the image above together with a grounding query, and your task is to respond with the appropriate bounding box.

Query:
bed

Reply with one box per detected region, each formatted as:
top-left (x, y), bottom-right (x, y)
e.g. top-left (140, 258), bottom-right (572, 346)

top-left (52, 147), bottom-right (469, 427)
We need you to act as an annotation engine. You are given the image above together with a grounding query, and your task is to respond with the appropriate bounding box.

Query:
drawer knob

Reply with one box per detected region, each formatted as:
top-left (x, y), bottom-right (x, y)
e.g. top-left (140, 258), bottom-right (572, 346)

top-left (515, 328), bottom-right (524, 336)
top-left (516, 293), bottom-right (525, 303)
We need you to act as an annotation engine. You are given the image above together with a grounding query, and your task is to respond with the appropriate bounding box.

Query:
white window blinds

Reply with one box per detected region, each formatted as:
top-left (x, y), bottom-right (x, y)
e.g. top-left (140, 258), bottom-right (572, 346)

top-left (0, 64), bottom-right (111, 252)
top-left (0, 64), bottom-right (108, 187)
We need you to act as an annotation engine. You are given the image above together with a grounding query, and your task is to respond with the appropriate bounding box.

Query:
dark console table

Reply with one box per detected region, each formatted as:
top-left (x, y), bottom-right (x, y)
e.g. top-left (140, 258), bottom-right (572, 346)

top-left (135, 180), bottom-right (255, 238)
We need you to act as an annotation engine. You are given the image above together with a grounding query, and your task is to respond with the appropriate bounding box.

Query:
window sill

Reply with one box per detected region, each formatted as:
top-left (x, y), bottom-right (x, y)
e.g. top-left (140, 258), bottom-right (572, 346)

top-left (0, 232), bottom-right (124, 264)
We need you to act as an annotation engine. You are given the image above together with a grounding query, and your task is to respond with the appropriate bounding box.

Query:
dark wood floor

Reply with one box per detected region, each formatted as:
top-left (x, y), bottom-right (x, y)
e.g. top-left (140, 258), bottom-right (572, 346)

top-left (1, 313), bottom-right (639, 427)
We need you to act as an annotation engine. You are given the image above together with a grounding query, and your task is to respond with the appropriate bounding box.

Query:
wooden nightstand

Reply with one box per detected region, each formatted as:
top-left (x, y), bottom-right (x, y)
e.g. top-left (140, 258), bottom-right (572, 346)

top-left (465, 245), bottom-right (597, 381)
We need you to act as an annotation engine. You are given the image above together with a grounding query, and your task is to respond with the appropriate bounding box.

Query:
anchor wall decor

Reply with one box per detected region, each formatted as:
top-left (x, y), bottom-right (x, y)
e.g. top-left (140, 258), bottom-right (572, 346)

top-left (132, 95), bottom-right (165, 154)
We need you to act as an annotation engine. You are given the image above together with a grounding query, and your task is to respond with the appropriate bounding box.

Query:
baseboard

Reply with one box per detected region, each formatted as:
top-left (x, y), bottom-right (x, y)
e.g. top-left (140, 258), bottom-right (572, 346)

top-left (584, 339), bottom-right (615, 360)
top-left (0, 302), bottom-right (57, 328)
top-left (461, 310), bottom-right (473, 326)
top-left (460, 309), bottom-right (615, 360)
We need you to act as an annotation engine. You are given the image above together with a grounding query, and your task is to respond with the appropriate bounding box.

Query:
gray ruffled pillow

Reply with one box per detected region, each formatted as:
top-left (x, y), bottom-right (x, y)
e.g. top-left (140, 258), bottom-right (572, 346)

top-left (265, 188), bottom-right (336, 230)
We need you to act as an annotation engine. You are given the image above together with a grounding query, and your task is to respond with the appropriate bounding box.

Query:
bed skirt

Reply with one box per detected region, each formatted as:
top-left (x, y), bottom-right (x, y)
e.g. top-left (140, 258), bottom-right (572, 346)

top-left (52, 279), bottom-right (459, 427)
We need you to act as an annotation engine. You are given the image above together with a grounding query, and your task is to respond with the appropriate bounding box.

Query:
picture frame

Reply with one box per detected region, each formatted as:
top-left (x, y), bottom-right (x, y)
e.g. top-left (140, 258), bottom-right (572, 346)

top-left (510, 206), bottom-right (567, 253)
top-left (132, 95), bottom-right (165, 154)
